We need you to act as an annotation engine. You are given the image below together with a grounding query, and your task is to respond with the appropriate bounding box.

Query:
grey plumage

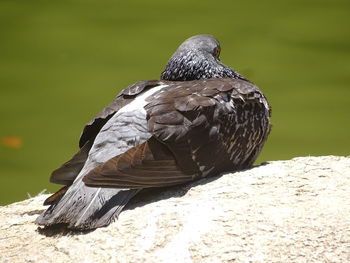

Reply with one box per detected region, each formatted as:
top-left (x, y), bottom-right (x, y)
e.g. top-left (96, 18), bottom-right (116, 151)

top-left (37, 86), bottom-right (162, 229)
top-left (36, 34), bottom-right (271, 230)
top-left (161, 34), bottom-right (246, 81)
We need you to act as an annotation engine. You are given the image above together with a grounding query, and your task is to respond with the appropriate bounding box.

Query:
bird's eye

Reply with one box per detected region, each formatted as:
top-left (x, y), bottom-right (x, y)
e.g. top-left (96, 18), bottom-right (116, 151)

top-left (213, 47), bottom-right (221, 57)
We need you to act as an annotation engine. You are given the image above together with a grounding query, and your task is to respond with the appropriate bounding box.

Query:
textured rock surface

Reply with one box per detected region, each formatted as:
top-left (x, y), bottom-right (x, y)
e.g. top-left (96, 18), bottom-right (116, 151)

top-left (1, 156), bottom-right (350, 263)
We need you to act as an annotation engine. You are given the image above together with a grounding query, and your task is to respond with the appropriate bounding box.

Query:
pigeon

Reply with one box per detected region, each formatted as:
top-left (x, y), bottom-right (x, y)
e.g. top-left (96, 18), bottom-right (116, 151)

top-left (36, 34), bottom-right (271, 230)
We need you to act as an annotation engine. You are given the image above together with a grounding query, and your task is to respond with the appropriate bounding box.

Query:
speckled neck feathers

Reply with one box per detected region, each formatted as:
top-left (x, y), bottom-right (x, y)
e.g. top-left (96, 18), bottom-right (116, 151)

top-left (161, 35), bottom-right (246, 81)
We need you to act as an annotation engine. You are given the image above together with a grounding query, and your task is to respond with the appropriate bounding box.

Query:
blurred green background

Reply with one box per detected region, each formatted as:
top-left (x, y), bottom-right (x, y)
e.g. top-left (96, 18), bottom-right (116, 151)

top-left (1, 0), bottom-right (349, 205)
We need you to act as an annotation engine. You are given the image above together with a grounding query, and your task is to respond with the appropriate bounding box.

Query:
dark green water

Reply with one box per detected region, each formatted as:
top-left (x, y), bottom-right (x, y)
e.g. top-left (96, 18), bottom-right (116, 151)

top-left (1, 0), bottom-right (349, 205)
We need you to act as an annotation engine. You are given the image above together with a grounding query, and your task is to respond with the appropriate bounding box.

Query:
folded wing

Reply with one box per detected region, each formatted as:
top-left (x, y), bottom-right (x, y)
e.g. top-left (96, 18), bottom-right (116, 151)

top-left (82, 78), bottom-right (271, 189)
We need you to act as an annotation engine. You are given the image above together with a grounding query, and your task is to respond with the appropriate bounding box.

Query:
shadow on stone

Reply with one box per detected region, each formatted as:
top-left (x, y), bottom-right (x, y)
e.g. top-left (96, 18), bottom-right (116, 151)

top-left (125, 163), bottom-right (268, 211)
top-left (37, 224), bottom-right (95, 237)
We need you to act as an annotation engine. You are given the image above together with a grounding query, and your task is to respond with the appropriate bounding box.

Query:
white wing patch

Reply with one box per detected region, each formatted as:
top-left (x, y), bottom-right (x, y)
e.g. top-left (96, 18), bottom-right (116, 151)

top-left (84, 84), bottom-right (168, 169)
top-left (118, 84), bottom-right (168, 115)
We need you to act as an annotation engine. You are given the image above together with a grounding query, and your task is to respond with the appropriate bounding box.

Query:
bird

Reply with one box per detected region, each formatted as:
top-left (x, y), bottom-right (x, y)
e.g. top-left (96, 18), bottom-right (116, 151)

top-left (36, 34), bottom-right (271, 230)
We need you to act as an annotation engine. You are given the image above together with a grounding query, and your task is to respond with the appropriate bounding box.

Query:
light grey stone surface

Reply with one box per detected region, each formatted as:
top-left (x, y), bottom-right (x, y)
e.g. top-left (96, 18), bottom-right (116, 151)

top-left (1, 156), bottom-right (349, 263)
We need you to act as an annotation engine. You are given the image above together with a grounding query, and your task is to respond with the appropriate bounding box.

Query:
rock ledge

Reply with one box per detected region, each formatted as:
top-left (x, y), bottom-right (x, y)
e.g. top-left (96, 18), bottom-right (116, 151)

top-left (1, 156), bottom-right (349, 263)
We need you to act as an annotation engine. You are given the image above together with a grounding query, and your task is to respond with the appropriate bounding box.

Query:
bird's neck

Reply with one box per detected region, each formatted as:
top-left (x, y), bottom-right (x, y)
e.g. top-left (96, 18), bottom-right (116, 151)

top-left (161, 51), bottom-right (246, 81)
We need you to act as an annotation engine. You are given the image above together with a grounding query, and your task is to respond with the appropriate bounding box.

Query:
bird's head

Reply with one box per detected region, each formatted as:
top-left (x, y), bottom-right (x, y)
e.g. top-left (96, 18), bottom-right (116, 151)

top-left (161, 34), bottom-right (245, 81)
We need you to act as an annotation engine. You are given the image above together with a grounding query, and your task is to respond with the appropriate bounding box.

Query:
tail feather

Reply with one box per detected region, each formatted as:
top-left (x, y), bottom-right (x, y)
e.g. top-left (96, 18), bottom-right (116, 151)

top-left (36, 90), bottom-right (157, 230)
top-left (36, 180), bottom-right (138, 230)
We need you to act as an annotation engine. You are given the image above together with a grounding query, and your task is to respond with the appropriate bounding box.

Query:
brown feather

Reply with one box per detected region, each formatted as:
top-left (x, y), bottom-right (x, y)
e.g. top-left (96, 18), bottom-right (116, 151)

top-left (144, 78), bottom-right (271, 178)
top-left (50, 140), bottom-right (92, 185)
top-left (43, 185), bottom-right (70, 205)
top-left (83, 137), bottom-right (196, 189)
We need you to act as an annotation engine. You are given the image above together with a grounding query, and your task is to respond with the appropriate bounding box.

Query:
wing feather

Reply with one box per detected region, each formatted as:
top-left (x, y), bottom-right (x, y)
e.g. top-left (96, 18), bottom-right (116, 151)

top-left (145, 78), bottom-right (271, 176)
top-left (83, 78), bottom-right (270, 189)
top-left (79, 80), bottom-right (164, 148)
top-left (83, 137), bottom-right (196, 188)
top-left (49, 140), bottom-right (92, 185)
top-left (49, 80), bottom-right (164, 187)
